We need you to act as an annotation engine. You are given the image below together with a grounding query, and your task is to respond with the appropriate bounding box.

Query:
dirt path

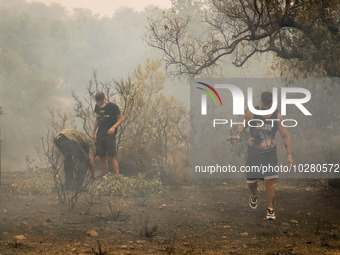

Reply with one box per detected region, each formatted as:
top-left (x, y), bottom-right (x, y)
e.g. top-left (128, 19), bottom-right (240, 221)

top-left (0, 172), bottom-right (339, 254)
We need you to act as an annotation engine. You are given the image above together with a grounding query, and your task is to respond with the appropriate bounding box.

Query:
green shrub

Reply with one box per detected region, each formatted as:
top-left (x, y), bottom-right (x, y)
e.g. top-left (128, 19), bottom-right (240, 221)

top-left (88, 173), bottom-right (164, 197)
top-left (11, 170), bottom-right (54, 195)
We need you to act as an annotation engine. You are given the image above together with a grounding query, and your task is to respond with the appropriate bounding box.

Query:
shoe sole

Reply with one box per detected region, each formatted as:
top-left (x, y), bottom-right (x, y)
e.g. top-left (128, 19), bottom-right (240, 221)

top-left (249, 201), bottom-right (258, 209)
top-left (266, 210), bottom-right (276, 221)
top-left (249, 187), bottom-right (259, 210)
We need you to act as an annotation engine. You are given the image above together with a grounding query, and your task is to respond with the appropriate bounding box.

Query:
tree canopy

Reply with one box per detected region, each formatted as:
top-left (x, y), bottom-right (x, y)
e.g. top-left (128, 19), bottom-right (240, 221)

top-left (146, 0), bottom-right (340, 77)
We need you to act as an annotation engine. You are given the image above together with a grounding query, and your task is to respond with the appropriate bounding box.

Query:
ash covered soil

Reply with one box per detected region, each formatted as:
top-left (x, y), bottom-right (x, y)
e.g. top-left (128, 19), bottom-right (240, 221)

top-left (0, 171), bottom-right (339, 255)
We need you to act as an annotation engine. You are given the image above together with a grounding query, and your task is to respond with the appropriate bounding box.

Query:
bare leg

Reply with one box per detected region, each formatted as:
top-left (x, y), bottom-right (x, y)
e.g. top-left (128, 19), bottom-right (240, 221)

top-left (99, 156), bottom-right (108, 176)
top-left (110, 157), bottom-right (119, 176)
top-left (265, 179), bottom-right (275, 209)
top-left (89, 155), bottom-right (96, 179)
top-left (248, 181), bottom-right (258, 197)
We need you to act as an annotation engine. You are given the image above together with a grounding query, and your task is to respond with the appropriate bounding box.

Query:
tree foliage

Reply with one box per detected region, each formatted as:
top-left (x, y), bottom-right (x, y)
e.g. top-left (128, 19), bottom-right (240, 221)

top-left (146, 0), bottom-right (340, 77)
top-left (114, 59), bottom-right (190, 175)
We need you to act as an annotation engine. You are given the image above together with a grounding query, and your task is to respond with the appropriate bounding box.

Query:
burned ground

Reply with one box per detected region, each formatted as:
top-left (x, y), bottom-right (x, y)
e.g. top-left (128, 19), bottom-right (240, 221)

top-left (0, 172), bottom-right (339, 255)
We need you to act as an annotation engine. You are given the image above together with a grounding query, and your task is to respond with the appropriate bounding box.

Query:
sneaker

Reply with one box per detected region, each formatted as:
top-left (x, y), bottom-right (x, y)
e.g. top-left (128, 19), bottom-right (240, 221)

top-left (249, 188), bottom-right (259, 209)
top-left (266, 208), bottom-right (276, 221)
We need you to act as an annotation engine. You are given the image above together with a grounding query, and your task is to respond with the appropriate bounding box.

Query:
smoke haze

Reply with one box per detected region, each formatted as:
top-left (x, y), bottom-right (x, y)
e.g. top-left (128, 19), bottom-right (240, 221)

top-left (0, 0), bottom-right (267, 170)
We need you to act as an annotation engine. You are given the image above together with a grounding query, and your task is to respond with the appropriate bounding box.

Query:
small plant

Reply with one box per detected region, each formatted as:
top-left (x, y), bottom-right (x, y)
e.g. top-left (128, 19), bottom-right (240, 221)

top-left (164, 243), bottom-right (176, 255)
top-left (160, 237), bottom-right (176, 255)
top-left (137, 215), bottom-right (158, 238)
top-left (11, 170), bottom-right (54, 195)
top-left (107, 202), bottom-right (130, 222)
top-left (91, 240), bottom-right (108, 255)
top-left (13, 239), bottom-right (20, 248)
top-left (159, 235), bottom-right (196, 255)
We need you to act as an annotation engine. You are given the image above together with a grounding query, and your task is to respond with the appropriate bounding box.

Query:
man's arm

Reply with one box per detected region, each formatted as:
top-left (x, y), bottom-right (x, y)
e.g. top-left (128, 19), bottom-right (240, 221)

top-left (107, 114), bottom-right (124, 135)
top-left (277, 113), bottom-right (294, 165)
top-left (92, 116), bottom-right (98, 142)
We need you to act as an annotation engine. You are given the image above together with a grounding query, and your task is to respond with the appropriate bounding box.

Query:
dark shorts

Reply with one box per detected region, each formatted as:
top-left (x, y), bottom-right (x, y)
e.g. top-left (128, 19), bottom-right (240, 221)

top-left (96, 134), bottom-right (117, 158)
top-left (246, 150), bottom-right (278, 182)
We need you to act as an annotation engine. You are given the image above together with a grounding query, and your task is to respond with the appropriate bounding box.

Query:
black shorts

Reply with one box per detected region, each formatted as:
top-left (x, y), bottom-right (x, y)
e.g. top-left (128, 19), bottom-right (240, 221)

top-left (96, 134), bottom-right (117, 158)
top-left (246, 150), bottom-right (278, 182)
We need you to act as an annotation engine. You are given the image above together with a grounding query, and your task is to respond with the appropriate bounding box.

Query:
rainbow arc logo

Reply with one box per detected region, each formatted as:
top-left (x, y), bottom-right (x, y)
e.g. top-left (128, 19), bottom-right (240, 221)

top-left (196, 82), bottom-right (223, 106)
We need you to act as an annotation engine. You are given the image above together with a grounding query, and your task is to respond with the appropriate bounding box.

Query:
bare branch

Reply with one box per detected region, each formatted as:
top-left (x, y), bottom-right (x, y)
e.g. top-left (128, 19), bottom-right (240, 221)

top-left (146, 0), bottom-right (340, 77)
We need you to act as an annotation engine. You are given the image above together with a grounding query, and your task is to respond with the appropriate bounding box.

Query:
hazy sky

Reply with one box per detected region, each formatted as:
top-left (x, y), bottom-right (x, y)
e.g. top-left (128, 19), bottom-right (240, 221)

top-left (26, 0), bottom-right (172, 16)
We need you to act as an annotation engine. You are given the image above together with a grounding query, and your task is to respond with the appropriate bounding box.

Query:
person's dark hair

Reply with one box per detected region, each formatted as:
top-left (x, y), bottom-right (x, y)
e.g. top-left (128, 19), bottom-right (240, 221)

top-left (261, 91), bottom-right (273, 106)
top-left (94, 92), bottom-right (105, 102)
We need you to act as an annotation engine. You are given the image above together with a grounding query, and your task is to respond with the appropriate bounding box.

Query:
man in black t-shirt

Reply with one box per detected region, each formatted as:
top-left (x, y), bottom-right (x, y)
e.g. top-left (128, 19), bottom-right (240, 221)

top-left (92, 92), bottom-right (124, 176)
